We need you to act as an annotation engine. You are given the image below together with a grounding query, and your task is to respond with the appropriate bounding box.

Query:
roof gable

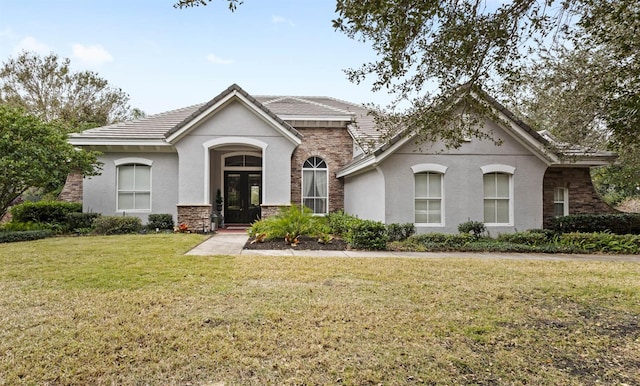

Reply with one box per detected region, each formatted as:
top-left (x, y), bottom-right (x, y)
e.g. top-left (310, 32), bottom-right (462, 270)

top-left (337, 88), bottom-right (617, 178)
top-left (165, 84), bottom-right (302, 145)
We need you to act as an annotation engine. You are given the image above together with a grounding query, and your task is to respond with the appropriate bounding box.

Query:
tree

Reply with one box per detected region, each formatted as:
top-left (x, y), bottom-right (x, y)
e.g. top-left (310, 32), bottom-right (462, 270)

top-left (0, 105), bottom-right (101, 219)
top-left (0, 52), bottom-right (136, 133)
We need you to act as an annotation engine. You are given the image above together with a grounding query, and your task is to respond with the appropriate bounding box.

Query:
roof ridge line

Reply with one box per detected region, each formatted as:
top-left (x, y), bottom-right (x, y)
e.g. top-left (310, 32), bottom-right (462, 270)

top-left (288, 96), bottom-right (356, 116)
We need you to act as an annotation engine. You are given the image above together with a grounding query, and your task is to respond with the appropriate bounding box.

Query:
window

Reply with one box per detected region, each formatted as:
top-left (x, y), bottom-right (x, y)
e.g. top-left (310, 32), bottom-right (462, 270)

top-left (117, 164), bottom-right (151, 211)
top-left (483, 172), bottom-right (511, 224)
top-left (302, 156), bottom-right (328, 214)
top-left (554, 187), bottom-right (569, 217)
top-left (414, 172), bottom-right (442, 224)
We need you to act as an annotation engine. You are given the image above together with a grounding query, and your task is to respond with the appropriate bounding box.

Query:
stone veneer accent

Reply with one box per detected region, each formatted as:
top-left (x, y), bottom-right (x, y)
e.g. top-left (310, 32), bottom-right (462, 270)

top-left (290, 127), bottom-right (354, 213)
top-left (260, 204), bottom-right (285, 219)
top-left (542, 167), bottom-right (617, 228)
top-left (177, 204), bottom-right (212, 233)
top-left (58, 172), bottom-right (83, 203)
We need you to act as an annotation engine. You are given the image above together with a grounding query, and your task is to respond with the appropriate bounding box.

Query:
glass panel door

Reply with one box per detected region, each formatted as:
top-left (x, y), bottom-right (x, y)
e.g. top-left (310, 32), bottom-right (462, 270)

top-left (224, 171), bottom-right (261, 224)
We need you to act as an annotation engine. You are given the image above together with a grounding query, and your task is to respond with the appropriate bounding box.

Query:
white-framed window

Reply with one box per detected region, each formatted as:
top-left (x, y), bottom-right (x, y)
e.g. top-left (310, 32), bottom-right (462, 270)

top-left (302, 156), bottom-right (328, 214)
top-left (483, 172), bottom-right (510, 224)
top-left (414, 172), bottom-right (443, 224)
top-left (554, 187), bottom-right (569, 217)
top-left (116, 159), bottom-right (152, 211)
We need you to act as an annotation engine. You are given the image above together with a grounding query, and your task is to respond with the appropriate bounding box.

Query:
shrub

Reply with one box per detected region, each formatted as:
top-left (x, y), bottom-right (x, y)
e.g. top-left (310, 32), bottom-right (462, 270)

top-left (93, 216), bottom-right (143, 235)
top-left (386, 223), bottom-right (416, 242)
top-left (458, 220), bottom-right (487, 238)
top-left (345, 219), bottom-right (388, 250)
top-left (248, 205), bottom-right (325, 241)
top-left (497, 231), bottom-right (549, 246)
top-left (409, 233), bottom-right (474, 250)
top-left (1, 221), bottom-right (46, 232)
top-left (67, 212), bottom-right (101, 232)
top-left (147, 214), bottom-right (175, 231)
top-left (326, 210), bottom-right (358, 236)
top-left (557, 232), bottom-right (640, 254)
top-left (11, 201), bottom-right (82, 225)
top-left (0, 230), bottom-right (52, 243)
top-left (551, 213), bottom-right (640, 235)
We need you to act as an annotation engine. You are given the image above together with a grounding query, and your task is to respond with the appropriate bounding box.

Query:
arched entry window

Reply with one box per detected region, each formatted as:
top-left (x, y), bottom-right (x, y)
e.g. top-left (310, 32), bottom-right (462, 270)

top-left (302, 156), bottom-right (328, 214)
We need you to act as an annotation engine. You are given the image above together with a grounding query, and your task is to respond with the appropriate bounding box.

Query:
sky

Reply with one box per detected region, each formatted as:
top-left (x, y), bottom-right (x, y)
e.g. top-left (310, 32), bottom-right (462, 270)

top-left (0, 0), bottom-right (393, 115)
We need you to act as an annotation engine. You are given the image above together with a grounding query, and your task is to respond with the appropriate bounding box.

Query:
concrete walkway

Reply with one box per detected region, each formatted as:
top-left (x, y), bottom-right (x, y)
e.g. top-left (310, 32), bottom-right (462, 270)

top-left (186, 232), bottom-right (640, 263)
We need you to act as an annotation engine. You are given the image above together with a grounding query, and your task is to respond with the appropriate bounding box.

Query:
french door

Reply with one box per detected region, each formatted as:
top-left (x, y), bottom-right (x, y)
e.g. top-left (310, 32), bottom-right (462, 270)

top-left (224, 171), bottom-right (261, 224)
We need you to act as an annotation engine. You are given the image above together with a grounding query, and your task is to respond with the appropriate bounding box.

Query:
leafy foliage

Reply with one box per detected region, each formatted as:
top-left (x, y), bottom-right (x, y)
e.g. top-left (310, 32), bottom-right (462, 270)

top-left (457, 220), bottom-right (487, 238)
top-left (344, 219), bottom-right (388, 250)
top-left (67, 212), bottom-right (101, 232)
top-left (385, 222), bottom-right (415, 242)
top-left (552, 213), bottom-right (640, 235)
top-left (0, 52), bottom-right (137, 132)
top-left (92, 216), bottom-right (143, 235)
top-left (0, 230), bottom-right (52, 243)
top-left (248, 205), bottom-right (325, 242)
top-left (0, 106), bottom-right (101, 218)
top-left (558, 232), bottom-right (640, 254)
top-left (326, 210), bottom-right (358, 236)
top-left (147, 214), bottom-right (175, 231)
top-left (10, 201), bottom-right (82, 225)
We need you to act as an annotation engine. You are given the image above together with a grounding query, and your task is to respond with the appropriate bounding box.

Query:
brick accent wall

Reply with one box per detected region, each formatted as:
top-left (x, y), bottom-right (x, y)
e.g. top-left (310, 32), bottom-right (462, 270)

top-left (542, 167), bottom-right (617, 228)
top-left (58, 172), bottom-right (83, 203)
top-left (290, 127), bottom-right (353, 213)
top-left (260, 204), bottom-right (286, 219)
top-left (177, 205), bottom-right (212, 233)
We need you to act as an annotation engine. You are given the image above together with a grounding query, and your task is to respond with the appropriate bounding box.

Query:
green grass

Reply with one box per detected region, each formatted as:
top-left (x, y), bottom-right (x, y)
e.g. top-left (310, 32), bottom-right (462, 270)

top-left (1, 234), bottom-right (639, 385)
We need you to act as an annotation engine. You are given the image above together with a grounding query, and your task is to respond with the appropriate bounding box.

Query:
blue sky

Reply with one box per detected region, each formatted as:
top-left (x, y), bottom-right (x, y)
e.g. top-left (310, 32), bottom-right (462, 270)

top-left (0, 0), bottom-right (391, 115)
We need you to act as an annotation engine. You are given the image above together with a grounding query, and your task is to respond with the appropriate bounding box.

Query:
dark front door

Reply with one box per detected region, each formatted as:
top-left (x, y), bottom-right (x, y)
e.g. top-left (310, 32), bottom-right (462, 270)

top-left (224, 171), bottom-right (261, 224)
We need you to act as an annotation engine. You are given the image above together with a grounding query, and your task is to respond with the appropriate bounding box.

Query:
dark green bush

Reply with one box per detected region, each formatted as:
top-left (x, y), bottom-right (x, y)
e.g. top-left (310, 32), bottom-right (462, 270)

top-left (386, 223), bottom-right (416, 242)
top-left (93, 216), bottom-right (143, 235)
top-left (326, 210), bottom-right (358, 236)
top-left (345, 219), bottom-right (388, 250)
top-left (497, 231), bottom-right (550, 246)
top-left (0, 230), bottom-right (53, 243)
top-left (67, 212), bottom-right (101, 231)
top-left (147, 213), bottom-right (175, 230)
top-left (409, 233), bottom-right (474, 250)
top-left (11, 201), bottom-right (82, 225)
top-left (551, 213), bottom-right (640, 235)
top-left (458, 220), bottom-right (487, 238)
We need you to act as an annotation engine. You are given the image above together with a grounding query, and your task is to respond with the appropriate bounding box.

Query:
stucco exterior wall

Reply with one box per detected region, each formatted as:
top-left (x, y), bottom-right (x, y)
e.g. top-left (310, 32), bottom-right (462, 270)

top-left (370, 118), bottom-right (549, 233)
top-left (173, 100), bottom-right (297, 207)
top-left (343, 168), bottom-right (386, 222)
top-left (83, 152), bottom-right (179, 223)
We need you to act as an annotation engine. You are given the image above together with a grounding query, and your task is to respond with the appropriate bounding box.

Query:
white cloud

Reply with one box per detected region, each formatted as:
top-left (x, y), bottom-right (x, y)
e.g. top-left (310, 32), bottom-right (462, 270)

top-left (0, 27), bottom-right (19, 39)
top-left (15, 36), bottom-right (50, 54)
top-left (272, 15), bottom-right (295, 27)
top-left (71, 44), bottom-right (113, 66)
top-left (206, 53), bottom-right (233, 65)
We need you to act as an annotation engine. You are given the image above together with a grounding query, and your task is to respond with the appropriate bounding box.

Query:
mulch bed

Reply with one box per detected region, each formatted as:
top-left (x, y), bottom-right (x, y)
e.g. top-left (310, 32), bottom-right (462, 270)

top-left (243, 235), bottom-right (349, 251)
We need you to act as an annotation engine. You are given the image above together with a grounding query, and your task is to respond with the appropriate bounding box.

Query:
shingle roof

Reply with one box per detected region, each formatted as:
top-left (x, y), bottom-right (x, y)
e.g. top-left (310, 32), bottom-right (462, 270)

top-left (69, 84), bottom-right (380, 145)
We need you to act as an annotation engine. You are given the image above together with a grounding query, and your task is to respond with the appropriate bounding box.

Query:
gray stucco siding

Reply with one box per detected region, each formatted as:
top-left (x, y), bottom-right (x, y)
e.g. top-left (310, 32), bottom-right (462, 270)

top-left (83, 152), bottom-right (179, 223)
top-left (345, 118), bottom-right (549, 233)
top-left (343, 168), bottom-right (385, 222)
top-left (173, 100), bottom-right (297, 206)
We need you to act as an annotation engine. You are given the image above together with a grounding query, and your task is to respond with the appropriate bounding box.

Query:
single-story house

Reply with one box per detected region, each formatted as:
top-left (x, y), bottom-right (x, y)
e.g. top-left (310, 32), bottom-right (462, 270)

top-left (65, 83), bottom-right (617, 233)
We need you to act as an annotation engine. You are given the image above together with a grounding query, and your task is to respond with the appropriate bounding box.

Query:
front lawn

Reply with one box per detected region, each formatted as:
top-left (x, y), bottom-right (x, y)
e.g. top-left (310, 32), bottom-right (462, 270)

top-left (1, 234), bottom-right (639, 385)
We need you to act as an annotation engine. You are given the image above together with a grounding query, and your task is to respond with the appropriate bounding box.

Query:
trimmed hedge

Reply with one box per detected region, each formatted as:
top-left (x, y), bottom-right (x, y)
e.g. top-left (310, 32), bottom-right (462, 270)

top-left (67, 212), bottom-right (101, 231)
top-left (345, 219), bottom-right (388, 250)
top-left (93, 216), bottom-right (143, 235)
top-left (386, 223), bottom-right (416, 242)
top-left (551, 213), bottom-right (640, 235)
top-left (11, 201), bottom-right (82, 225)
top-left (0, 230), bottom-right (53, 243)
top-left (147, 214), bottom-right (175, 230)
